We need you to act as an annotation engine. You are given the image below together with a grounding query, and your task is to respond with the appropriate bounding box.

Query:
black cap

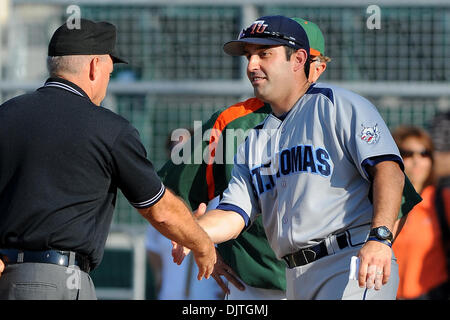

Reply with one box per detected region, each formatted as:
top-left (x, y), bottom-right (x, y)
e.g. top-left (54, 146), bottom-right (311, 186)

top-left (48, 18), bottom-right (127, 64)
top-left (223, 15), bottom-right (310, 57)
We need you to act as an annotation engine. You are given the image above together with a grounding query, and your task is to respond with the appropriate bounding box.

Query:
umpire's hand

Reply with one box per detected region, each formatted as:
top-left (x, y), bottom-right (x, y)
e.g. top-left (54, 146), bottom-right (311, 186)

top-left (171, 240), bottom-right (217, 281)
top-left (192, 241), bottom-right (217, 280)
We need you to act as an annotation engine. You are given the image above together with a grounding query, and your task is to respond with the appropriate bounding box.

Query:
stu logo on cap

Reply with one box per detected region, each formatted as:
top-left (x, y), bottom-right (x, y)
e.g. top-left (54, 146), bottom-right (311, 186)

top-left (224, 15), bottom-right (310, 57)
top-left (249, 20), bottom-right (268, 34)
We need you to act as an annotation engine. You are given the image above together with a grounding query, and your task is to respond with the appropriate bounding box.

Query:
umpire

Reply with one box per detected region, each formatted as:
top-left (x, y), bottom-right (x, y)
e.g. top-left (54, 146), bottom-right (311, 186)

top-left (0, 19), bottom-right (215, 299)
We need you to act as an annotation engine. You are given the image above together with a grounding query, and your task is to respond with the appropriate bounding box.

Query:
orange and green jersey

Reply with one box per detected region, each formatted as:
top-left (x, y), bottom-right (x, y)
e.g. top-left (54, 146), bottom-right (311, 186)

top-left (159, 98), bottom-right (287, 290)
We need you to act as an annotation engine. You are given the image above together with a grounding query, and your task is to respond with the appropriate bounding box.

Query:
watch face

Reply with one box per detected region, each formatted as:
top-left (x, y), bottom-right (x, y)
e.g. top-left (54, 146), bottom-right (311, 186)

top-left (377, 227), bottom-right (390, 238)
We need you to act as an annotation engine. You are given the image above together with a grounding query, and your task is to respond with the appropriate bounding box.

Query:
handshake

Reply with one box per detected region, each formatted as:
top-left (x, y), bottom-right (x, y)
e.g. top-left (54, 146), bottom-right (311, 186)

top-left (171, 203), bottom-right (216, 280)
top-left (169, 201), bottom-right (247, 294)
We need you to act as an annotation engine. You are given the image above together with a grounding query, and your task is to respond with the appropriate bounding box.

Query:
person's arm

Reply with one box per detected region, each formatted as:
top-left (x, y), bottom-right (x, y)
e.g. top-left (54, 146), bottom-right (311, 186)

top-left (357, 160), bottom-right (404, 290)
top-left (138, 189), bottom-right (216, 280)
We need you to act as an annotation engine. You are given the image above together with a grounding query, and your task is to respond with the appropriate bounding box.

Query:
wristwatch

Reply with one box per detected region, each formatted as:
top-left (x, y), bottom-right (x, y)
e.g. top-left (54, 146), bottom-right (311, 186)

top-left (368, 226), bottom-right (393, 247)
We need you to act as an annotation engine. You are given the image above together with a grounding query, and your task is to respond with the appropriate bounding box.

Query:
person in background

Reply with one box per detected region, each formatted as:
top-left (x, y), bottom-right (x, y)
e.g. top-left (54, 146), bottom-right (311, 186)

top-left (392, 126), bottom-right (449, 299)
top-left (429, 111), bottom-right (450, 299)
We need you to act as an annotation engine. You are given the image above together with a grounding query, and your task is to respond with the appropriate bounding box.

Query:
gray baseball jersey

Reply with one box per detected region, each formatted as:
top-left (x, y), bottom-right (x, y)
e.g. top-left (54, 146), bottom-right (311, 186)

top-left (218, 82), bottom-right (403, 260)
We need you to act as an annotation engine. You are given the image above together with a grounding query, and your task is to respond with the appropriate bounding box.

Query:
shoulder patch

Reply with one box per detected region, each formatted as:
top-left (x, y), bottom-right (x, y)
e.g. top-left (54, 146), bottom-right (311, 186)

top-left (359, 123), bottom-right (380, 144)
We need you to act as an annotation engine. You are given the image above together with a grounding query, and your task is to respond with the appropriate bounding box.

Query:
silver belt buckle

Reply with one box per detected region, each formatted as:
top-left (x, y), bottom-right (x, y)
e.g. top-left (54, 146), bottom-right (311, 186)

top-left (302, 248), bottom-right (317, 264)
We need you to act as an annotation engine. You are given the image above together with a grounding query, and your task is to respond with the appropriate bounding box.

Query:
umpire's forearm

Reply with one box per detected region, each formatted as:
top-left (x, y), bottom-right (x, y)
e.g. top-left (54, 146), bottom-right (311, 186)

top-left (369, 161), bottom-right (405, 230)
top-left (138, 189), bottom-right (213, 255)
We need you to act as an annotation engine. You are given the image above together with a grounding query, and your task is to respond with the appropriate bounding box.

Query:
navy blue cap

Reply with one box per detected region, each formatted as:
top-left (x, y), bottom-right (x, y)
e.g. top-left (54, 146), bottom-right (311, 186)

top-left (223, 15), bottom-right (310, 57)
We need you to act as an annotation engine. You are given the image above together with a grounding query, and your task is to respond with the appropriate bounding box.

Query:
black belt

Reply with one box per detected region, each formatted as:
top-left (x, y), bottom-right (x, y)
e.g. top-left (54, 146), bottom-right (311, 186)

top-left (0, 249), bottom-right (91, 273)
top-left (283, 233), bottom-right (349, 268)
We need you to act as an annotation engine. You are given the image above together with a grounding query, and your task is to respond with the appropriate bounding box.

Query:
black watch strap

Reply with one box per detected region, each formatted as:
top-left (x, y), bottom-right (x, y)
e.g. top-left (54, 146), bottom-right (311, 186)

top-left (369, 226), bottom-right (393, 242)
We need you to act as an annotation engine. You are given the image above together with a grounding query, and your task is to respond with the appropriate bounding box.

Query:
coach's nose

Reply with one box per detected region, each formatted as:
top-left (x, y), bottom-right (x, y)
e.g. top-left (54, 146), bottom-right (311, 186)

top-left (247, 54), bottom-right (261, 73)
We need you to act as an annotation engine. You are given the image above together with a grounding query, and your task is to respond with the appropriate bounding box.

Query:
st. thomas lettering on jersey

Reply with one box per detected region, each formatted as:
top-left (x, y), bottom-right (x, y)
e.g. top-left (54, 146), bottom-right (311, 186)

top-left (250, 144), bottom-right (332, 195)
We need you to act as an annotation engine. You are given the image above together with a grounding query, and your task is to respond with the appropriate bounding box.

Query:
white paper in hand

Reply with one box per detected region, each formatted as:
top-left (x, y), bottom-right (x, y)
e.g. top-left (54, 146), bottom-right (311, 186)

top-left (349, 256), bottom-right (360, 280)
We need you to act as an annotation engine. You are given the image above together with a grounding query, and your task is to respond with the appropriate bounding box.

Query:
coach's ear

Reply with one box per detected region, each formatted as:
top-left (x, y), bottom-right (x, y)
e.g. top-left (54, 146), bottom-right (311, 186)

top-left (292, 48), bottom-right (308, 73)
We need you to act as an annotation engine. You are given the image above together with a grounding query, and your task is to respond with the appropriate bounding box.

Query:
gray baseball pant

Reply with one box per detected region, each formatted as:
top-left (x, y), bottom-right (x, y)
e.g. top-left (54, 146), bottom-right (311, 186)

top-left (0, 262), bottom-right (96, 300)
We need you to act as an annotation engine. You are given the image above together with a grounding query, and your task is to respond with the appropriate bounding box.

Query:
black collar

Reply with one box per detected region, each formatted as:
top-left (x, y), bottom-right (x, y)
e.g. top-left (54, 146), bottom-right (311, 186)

top-left (40, 77), bottom-right (90, 100)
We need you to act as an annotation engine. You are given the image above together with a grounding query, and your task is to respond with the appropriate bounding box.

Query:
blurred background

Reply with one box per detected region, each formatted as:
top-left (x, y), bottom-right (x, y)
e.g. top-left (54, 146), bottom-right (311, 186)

top-left (0, 0), bottom-right (449, 299)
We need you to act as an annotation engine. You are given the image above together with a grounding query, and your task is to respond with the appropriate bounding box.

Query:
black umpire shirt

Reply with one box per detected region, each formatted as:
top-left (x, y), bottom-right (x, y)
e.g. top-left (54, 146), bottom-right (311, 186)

top-left (0, 77), bottom-right (165, 269)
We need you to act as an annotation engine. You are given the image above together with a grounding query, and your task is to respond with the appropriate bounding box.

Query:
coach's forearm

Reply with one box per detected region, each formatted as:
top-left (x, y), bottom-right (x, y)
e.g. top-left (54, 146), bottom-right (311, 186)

top-left (369, 161), bottom-right (405, 230)
top-left (196, 209), bottom-right (246, 244)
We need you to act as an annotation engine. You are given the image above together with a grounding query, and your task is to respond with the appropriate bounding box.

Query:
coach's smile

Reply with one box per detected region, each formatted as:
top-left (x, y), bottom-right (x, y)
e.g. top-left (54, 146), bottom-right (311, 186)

top-left (250, 73), bottom-right (267, 85)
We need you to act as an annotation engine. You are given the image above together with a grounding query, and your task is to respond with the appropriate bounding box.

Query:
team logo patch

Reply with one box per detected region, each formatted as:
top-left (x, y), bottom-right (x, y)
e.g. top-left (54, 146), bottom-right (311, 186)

top-left (360, 123), bottom-right (380, 144)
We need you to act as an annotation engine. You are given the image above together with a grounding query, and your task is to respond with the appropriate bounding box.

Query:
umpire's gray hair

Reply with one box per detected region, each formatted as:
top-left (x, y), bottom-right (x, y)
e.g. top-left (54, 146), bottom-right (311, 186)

top-left (47, 55), bottom-right (111, 77)
top-left (46, 55), bottom-right (91, 77)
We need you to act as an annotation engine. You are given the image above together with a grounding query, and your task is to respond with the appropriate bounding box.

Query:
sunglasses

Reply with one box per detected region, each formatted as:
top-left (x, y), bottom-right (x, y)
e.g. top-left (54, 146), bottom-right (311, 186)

top-left (399, 149), bottom-right (432, 159)
top-left (239, 26), bottom-right (303, 48)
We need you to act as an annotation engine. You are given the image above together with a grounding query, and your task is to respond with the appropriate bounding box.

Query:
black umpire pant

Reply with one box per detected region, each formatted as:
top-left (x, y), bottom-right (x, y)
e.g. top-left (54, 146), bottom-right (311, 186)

top-left (0, 262), bottom-right (96, 300)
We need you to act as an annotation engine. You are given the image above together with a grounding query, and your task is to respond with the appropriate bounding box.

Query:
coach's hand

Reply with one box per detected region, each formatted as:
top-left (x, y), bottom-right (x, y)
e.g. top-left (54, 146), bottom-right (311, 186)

top-left (357, 240), bottom-right (392, 290)
top-left (211, 250), bottom-right (245, 295)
